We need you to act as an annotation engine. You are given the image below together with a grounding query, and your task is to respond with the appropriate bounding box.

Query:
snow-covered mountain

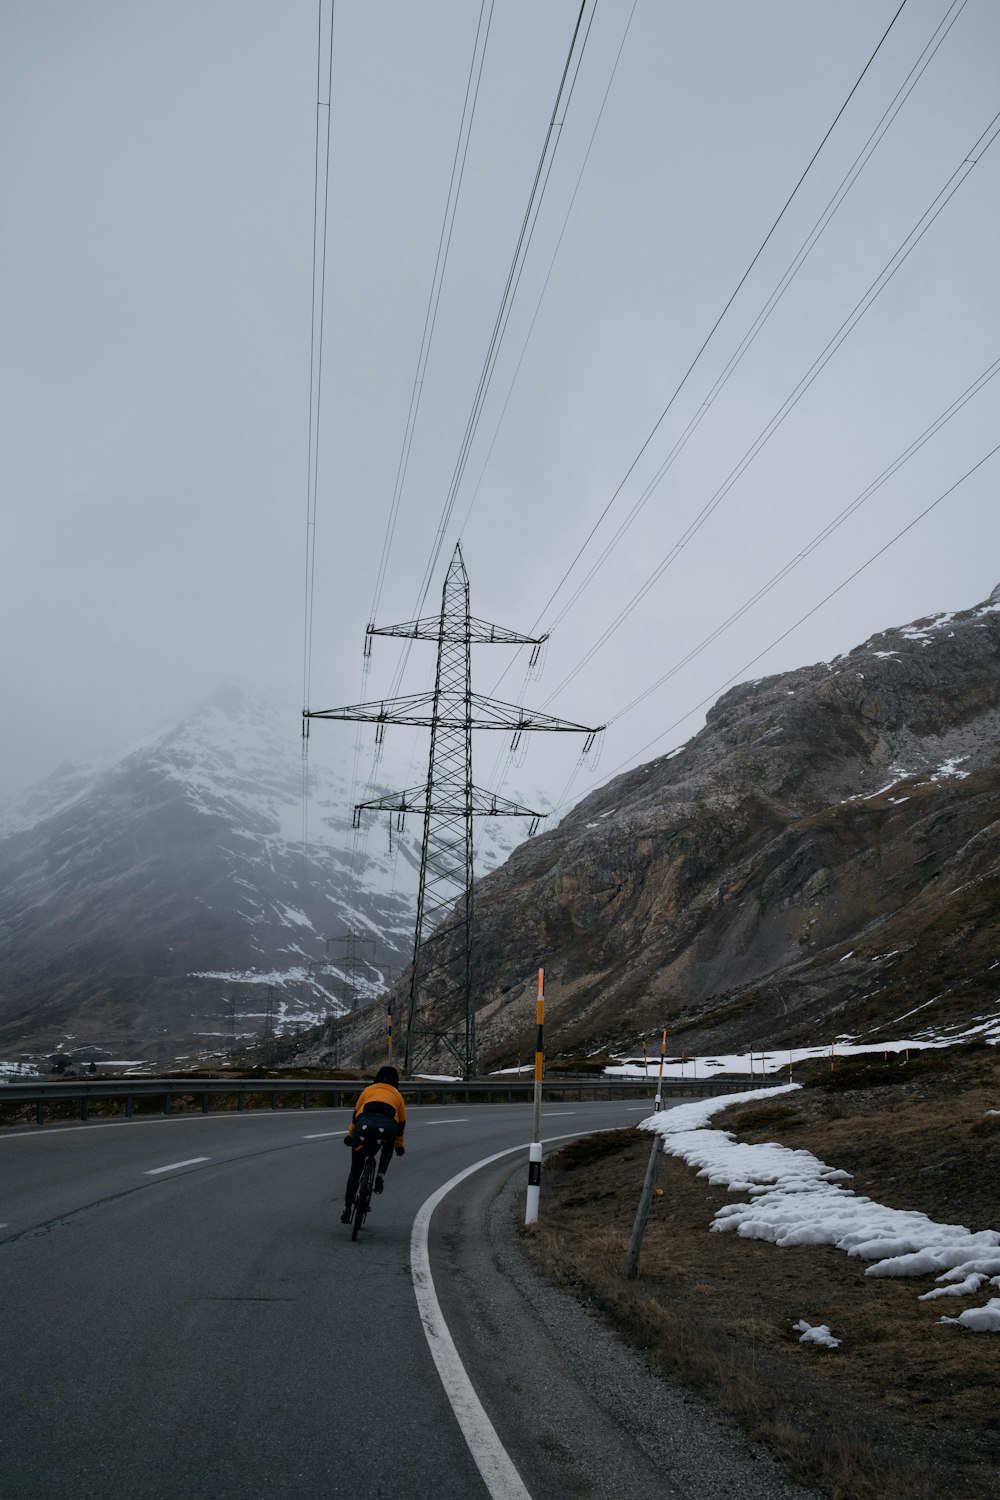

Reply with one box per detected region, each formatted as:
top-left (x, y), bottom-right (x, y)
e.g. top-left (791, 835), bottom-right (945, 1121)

top-left (0, 686), bottom-right (543, 1061)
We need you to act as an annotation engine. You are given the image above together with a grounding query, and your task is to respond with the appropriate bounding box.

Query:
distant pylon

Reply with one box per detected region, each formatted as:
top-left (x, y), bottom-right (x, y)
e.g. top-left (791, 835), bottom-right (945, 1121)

top-left (326, 930), bottom-right (376, 1012)
top-left (304, 543), bottom-right (601, 1078)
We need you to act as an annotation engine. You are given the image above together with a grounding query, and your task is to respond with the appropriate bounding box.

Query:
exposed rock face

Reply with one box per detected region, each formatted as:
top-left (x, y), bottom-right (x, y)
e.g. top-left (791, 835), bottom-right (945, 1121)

top-left (418, 587), bottom-right (1000, 1064)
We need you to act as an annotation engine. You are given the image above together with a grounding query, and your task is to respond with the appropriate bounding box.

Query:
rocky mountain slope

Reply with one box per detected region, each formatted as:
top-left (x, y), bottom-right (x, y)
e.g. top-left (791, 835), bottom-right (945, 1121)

top-left (0, 686), bottom-right (533, 1061)
top-left (410, 586), bottom-right (1000, 1067)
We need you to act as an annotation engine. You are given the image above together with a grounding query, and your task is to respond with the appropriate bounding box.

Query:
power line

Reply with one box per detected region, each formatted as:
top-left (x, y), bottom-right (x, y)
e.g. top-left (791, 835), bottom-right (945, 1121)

top-left (605, 354), bottom-right (1000, 726)
top-left (538, 101), bottom-right (1000, 710)
top-left (384, 0), bottom-right (598, 709)
top-left (366, 0), bottom-right (496, 631)
top-left (553, 438), bottom-right (1000, 817)
top-left (505, 0), bottom-right (916, 656)
top-left (477, 0), bottom-right (943, 809)
top-left (343, 1), bottom-right (496, 904)
top-left (301, 0), bottom-right (336, 877)
top-left (532, 0), bottom-right (969, 647)
top-left (454, 0), bottom-right (641, 544)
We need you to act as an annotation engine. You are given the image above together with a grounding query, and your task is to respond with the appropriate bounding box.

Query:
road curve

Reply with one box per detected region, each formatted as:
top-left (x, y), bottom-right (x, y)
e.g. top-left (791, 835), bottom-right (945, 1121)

top-left (1, 1098), bottom-right (812, 1500)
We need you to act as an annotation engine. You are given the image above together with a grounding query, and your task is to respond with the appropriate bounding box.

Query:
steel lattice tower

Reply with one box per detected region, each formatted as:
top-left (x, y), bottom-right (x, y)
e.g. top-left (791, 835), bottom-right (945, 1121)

top-left (304, 544), bottom-right (600, 1077)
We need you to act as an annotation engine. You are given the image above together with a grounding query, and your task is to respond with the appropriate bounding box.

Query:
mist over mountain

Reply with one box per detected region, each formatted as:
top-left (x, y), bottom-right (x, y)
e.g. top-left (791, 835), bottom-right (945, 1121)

top-left (0, 686), bottom-right (537, 1061)
top-left (403, 585), bottom-right (1000, 1068)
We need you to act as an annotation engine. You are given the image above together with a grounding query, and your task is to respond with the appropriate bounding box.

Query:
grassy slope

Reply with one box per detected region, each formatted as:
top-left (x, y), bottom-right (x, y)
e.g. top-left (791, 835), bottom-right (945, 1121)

top-left (519, 1044), bottom-right (1000, 1500)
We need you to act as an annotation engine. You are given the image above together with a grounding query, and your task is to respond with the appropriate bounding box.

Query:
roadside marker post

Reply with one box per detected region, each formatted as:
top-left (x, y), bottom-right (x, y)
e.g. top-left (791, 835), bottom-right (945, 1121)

top-left (653, 1028), bottom-right (666, 1111)
top-left (525, 969), bottom-right (544, 1225)
top-left (623, 1130), bottom-right (665, 1279)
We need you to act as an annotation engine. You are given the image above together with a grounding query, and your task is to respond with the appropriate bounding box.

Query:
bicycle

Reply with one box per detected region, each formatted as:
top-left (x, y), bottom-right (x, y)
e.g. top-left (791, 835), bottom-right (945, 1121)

top-left (349, 1150), bottom-right (377, 1240)
top-left (345, 1116), bottom-right (398, 1239)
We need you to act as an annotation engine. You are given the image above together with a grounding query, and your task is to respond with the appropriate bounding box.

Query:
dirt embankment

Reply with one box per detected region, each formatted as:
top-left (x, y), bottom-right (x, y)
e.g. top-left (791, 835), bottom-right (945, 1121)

top-left (520, 1044), bottom-right (1000, 1500)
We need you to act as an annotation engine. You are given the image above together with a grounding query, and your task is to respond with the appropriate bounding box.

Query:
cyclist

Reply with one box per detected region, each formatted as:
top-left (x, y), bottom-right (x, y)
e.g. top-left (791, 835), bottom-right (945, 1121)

top-left (341, 1065), bottom-right (406, 1223)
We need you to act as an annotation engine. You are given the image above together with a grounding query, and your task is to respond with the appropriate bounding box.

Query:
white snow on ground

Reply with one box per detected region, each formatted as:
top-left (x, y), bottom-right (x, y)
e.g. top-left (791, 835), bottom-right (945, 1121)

top-left (605, 1038), bottom-right (948, 1081)
top-left (640, 1087), bottom-right (1000, 1332)
top-left (792, 1320), bottom-right (841, 1349)
top-left (940, 1299), bottom-right (1000, 1332)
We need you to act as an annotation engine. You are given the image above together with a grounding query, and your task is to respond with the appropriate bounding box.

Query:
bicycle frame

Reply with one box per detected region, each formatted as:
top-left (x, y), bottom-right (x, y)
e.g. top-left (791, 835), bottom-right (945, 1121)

top-left (350, 1147), bottom-right (379, 1240)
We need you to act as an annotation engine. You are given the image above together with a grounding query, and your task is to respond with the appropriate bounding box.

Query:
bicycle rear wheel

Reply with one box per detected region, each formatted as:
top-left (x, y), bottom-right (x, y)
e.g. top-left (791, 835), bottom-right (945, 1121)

top-left (351, 1156), bottom-right (375, 1241)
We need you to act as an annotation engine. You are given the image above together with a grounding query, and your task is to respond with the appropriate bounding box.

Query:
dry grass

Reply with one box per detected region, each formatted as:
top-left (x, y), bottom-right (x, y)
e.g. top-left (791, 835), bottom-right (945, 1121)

top-left (520, 1045), bottom-right (1000, 1500)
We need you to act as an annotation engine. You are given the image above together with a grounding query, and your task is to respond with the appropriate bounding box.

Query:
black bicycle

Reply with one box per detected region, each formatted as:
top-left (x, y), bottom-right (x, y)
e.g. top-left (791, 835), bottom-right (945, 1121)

top-left (346, 1117), bottom-right (397, 1240)
top-left (349, 1150), bottom-right (378, 1240)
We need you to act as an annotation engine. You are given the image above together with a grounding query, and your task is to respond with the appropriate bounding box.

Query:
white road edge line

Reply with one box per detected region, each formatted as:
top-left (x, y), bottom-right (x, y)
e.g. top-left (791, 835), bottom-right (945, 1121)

top-left (411, 1127), bottom-right (620, 1500)
top-left (303, 1132), bottom-right (341, 1140)
top-left (421, 1118), bottom-right (470, 1126)
top-left (144, 1157), bottom-right (210, 1175)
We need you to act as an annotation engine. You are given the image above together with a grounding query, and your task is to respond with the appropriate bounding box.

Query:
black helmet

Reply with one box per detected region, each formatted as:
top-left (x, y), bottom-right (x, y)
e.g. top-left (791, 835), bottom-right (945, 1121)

top-left (375, 1065), bottom-right (399, 1086)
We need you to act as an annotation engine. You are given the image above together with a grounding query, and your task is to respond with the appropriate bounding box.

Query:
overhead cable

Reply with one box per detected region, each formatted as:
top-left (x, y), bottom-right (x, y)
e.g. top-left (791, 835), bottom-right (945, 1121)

top-left (513, 0), bottom-right (915, 649)
top-left (538, 102), bottom-right (1000, 709)
top-left (536, 0), bottom-right (969, 644)
top-left (552, 439), bottom-right (1000, 818)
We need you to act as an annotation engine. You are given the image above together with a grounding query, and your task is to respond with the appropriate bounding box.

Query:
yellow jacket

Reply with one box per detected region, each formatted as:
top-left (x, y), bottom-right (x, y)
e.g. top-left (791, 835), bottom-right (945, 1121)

top-left (348, 1082), bottom-right (406, 1146)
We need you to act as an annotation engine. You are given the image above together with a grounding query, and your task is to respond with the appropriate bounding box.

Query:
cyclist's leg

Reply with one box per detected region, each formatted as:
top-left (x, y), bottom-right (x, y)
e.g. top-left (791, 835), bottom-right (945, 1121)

top-left (345, 1147), bottom-right (365, 1211)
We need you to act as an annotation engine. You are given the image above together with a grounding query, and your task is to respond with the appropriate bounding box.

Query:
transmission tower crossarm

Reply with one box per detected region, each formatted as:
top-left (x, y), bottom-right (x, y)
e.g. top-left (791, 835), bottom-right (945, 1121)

top-left (367, 615), bottom-right (546, 646)
top-left (467, 693), bottom-right (602, 734)
top-left (357, 784), bottom-right (542, 818)
top-left (304, 692), bottom-right (437, 725)
top-left (305, 693), bottom-right (601, 734)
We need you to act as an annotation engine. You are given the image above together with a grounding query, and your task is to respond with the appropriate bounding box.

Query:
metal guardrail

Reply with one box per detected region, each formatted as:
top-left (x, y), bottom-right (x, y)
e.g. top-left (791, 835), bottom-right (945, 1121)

top-left (0, 1073), bottom-right (784, 1128)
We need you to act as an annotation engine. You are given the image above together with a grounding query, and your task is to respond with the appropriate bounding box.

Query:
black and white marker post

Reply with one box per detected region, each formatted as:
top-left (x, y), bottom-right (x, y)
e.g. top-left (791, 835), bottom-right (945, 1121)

top-left (525, 968), bottom-right (544, 1225)
top-left (654, 1027), bottom-right (666, 1111)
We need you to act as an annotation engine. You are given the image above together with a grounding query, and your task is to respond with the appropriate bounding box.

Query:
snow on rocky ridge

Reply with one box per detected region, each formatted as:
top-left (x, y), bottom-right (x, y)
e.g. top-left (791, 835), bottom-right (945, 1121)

top-left (0, 685), bottom-right (546, 1058)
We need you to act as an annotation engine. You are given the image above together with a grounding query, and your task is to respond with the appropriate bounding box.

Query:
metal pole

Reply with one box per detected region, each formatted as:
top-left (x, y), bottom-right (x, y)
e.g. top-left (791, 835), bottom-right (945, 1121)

top-left (623, 1133), bottom-right (665, 1279)
top-left (654, 1028), bottom-right (666, 1111)
top-left (525, 969), bottom-right (544, 1225)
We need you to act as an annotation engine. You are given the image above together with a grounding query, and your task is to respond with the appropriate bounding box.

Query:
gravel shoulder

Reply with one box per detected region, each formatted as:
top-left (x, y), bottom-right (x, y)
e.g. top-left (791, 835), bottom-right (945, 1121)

top-left (432, 1150), bottom-right (818, 1500)
top-left (516, 1046), bottom-right (1000, 1500)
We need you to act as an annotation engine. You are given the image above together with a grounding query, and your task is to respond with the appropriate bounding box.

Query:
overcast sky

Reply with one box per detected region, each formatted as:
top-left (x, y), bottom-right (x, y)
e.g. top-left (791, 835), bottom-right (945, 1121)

top-left (3, 0), bottom-right (999, 815)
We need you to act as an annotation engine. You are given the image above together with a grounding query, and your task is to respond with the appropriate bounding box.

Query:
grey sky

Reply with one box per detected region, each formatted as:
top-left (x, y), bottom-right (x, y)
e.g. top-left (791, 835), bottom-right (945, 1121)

top-left (2, 0), bottom-right (998, 814)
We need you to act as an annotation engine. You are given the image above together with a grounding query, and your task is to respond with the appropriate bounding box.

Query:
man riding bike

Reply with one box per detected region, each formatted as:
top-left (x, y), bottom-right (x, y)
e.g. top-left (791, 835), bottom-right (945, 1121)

top-left (341, 1065), bottom-right (406, 1224)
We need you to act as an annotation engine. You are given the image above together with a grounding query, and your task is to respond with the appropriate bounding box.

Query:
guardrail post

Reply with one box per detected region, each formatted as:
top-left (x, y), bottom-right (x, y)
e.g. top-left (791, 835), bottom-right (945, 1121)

top-left (125, 1095), bottom-right (133, 1119)
top-left (201, 1093), bottom-right (209, 1114)
top-left (36, 1100), bottom-right (44, 1127)
top-left (237, 1090), bottom-right (245, 1112)
top-left (80, 1097), bottom-right (89, 1122)
top-left (163, 1093), bottom-right (171, 1116)
top-left (270, 1092), bottom-right (277, 1111)
top-left (301, 1090), bottom-right (308, 1109)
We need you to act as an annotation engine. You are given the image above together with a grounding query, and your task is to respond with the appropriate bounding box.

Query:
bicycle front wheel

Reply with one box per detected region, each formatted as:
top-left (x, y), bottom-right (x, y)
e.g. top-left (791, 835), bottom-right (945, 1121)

top-left (351, 1156), bottom-right (375, 1241)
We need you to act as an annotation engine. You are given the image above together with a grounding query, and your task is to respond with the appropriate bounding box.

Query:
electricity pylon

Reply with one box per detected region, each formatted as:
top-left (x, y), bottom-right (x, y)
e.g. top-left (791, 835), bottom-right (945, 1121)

top-left (304, 543), bottom-right (600, 1078)
top-left (326, 930), bottom-right (376, 1012)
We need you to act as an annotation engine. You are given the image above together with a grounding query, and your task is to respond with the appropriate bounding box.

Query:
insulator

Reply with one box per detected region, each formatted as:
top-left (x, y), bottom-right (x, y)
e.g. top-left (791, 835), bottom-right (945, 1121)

top-left (583, 729), bottom-right (604, 771)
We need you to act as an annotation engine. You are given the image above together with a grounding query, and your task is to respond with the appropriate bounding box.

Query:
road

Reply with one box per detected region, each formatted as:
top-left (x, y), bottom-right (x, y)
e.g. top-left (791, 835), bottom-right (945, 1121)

top-left (0, 1098), bottom-right (811, 1500)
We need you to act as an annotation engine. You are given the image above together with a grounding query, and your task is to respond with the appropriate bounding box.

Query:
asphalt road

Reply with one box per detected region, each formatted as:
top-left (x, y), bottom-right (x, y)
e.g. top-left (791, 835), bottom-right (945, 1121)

top-left (0, 1098), bottom-right (813, 1500)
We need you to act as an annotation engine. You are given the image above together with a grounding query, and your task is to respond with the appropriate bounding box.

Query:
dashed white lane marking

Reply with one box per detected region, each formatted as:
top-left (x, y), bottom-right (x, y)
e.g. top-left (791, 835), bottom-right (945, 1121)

top-left (303, 1131), bottom-right (342, 1140)
top-left (422, 1118), bottom-right (469, 1126)
top-left (542, 1111), bottom-right (576, 1116)
top-left (411, 1127), bottom-right (620, 1500)
top-left (144, 1157), bottom-right (210, 1175)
